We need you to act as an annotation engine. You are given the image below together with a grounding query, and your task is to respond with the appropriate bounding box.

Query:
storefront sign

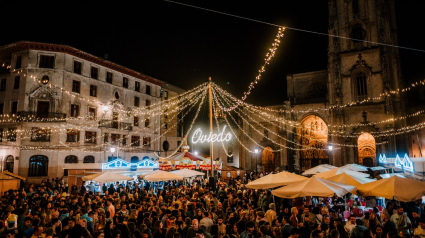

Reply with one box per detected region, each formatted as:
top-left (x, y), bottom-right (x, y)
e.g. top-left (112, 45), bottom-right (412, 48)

top-left (192, 126), bottom-right (232, 144)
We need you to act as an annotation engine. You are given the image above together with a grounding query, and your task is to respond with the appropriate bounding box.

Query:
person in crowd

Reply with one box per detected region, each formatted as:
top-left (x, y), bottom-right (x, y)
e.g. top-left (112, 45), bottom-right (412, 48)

top-left (346, 215), bottom-right (357, 233)
top-left (414, 218), bottom-right (425, 237)
top-left (350, 220), bottom-right (367, 238)
top-left (390, 207), bottom-right (411, 231)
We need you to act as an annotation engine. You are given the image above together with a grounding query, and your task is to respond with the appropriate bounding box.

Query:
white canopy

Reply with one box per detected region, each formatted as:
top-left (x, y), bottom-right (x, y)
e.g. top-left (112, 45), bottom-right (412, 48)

top-left (378, 173), bottom-right (405, 179)
top-left (369, 166), bottom-right (386, 171)
top-left (302, 164), bottom-right (337, 175)
top-left (246, 171), bottom-right (307, 189)
top-left (139, 170), bottom-right (162, 179)
top-left (271, 176), bottom-right (356, 198)
top-left (144, 171), bottom-right (184, 182)
top-left (340, 164), bottom-right (369, 172)
top-left (356, 176), bottom-right (425, 202)
top-left (314, 168), bottom-right (370, 179)
top-left (170, 169), bottom-right (205, 178)
top-left (82, 171), bottom-right (133, 183)
top-left (326, 172), bottom-right (375, 186)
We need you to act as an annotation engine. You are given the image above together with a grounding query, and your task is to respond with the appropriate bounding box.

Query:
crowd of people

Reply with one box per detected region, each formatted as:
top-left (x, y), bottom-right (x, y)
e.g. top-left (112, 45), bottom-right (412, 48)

top-left (0, 171), bottom-right (424, 238)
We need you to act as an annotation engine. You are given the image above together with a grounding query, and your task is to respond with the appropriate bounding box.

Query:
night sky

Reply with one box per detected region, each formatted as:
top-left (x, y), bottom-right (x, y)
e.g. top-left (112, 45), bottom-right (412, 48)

top-left (1, 1), bottom-right (425, 153)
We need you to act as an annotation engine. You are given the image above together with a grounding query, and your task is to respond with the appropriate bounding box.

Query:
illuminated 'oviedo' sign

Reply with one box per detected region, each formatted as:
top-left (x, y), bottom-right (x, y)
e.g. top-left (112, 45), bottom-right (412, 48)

top-left (192, 126), bottom-right (232, 144)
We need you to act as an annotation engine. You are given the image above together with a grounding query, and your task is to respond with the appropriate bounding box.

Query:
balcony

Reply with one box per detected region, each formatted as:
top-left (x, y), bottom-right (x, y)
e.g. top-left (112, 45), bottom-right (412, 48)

top-left (17, 111), bottom-right (67, 122)
top-left (98, 120), bottom-right (132, 131)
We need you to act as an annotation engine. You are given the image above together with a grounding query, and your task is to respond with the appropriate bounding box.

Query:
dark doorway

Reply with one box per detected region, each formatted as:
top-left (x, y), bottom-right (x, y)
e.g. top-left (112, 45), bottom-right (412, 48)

top-left (37, 101), bottom-right (49, 118)
top-left (363, 157), bottom-right (374, 167)
top-left (5, 155), bottom-right (14, 173)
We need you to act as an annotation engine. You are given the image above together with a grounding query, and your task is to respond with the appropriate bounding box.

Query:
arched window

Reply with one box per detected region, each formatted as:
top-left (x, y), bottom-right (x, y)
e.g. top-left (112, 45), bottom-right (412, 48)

top-left (83, 156), bottom-right (95, 163)
top-left (29, 155), bottom-right (48, 176)
top-left (355, 72), bottom-right (368, 100)
top-left (142, 156), bottom-right (150, 161)
top-left (5, 155), bottom-right (14, 173)
top-left (65, 155), bottom-right (78, 164)
top-left (131, 156), bottom-right (139, 163)
top-left (350, 23), bottom-right (366, 42)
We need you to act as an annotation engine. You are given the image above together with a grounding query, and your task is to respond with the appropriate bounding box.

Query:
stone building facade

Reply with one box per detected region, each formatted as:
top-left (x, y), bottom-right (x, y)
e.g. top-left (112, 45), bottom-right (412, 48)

top-left (240, 0), bottom-right (408, 172)
top-left (0, 42), bottom-right (184, 183)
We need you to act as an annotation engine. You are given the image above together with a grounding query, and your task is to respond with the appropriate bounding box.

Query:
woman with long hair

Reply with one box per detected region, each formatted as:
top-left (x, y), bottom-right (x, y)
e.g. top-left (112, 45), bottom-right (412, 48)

top-left (195, 209), bottom-right (203, 221)
top-left (153, 220), bottom-right (164, 238)
top-left (273, 227), bottom-right (283, 238)
top-left (232, 224), bottom-right (240, 238)
top-left (372, 225), bottom-right (383, 238)
top-left (104, 220), bottom-right (114, 238)
top-left (166, 227), bottom-right (177, 238)
top-left (96, 214), bottom-right (106, 235)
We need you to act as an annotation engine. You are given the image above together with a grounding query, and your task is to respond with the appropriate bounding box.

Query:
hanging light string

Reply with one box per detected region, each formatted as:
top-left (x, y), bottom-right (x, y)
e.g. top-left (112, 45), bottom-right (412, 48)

top-left (1, 89), bottom-right (206, 150)
top-left (164, 0), bottom-right (425, 53)
top-left (153, 91), bottom-right (207, 159)
top-left (214, 87), bottom-right (388, 149)
top-left (211, 97), bottom-right (233, 157)
top-left (213, 82), bottom-right (425, 134)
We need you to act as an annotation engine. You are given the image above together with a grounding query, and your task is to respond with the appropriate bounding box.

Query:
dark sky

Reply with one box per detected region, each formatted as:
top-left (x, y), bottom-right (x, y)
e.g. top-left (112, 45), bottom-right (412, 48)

top-left (1, 1), bottom-right (424, 104)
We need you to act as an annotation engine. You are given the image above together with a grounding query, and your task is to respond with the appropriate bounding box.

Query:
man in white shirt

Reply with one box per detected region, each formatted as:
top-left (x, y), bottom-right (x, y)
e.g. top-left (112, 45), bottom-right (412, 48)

top-left (414, 218), bottom-right (425, 238)
top-left (345, 215), bottom-right (357, 233)
top-left (390, 207), bottom-right (411, 231)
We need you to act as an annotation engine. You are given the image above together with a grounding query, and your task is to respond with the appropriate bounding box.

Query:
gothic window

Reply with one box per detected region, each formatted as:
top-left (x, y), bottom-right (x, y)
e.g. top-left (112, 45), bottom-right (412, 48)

top-left (352, 0), bottom-right (359, 13)
top-left (355, 72), bottom-right (368, 100)
top-left (29, 155), bottom-right (49, 176)
top-left (83, 156), bottom-right (95, 163)
top-left (65, 155), bottom-right (78, 163)
top-left (350, 23), bottom-right (366, 42)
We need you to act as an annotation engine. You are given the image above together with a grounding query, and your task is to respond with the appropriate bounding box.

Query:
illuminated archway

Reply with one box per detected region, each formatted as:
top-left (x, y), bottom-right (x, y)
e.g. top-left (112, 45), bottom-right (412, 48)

top-left (357, 132), bottom-right (376, 166)
top-left (298, 115), bottom-right (328, 171)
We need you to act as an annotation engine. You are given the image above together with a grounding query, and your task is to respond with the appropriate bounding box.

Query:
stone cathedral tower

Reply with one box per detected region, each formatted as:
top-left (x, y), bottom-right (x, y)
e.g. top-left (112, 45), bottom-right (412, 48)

top-left (327, 0), bottom-right (406, 166)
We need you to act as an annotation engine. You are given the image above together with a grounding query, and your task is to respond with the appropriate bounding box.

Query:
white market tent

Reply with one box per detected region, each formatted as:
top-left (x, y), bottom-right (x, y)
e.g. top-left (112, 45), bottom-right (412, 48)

top-left (272, 176), bottom-right (356, 198)
top-left (340, 164), bottom-right (369, 172)
top-left (326, 172), bottom-right (375, 186)
top-left (356, 175), bottom-right (425, 202)
top-left (82, 171), bottom-right (133, 183)
top-left (302, 164), bottom-right (337, 175)
top-left (246, 171), bottom-right (307, 189)
top-left (314, 168), bottom-right (370, 179)
top-left (170, 168), bottom-right (205, 178)
top-left (144, 170), bottom-right (184, 182)
top-left (139, 170), bottom-right (163, 179)
top-left (378, 173), bottom-right (405, 179)
top-left (369, 166), bottom-right (386, 171)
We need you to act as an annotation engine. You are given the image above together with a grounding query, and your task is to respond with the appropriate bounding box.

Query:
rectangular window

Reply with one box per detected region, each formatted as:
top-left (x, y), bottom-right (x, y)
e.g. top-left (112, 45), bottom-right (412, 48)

top-left (177, 125), bottom-right (182, 137)
top-left (0, 78), bottom-right (6, 91)
top-left (104, 133), bottom-right (108, 143)
top-left (111, 134), bottom-right (120, 145)
top-left (85, 131), bottom-right (97, 143)
top-left (134, 116), bottom-right (139, 126)
top-left (146, 85), bottom-right (151, 95)
top-left (106, 72), bottom-right (113, 84)
top-left (70, 104), bottom-right (79, 117)
top-left (90, 85), bottom-right (97, 97)
top-left (15, 55), bottom-right (22, 69)
top-left (31, 128), bottom-right (51, 142)
top-left (91, 67), bottom-right (99, 79)
top-left (0, 103), bottom-right (3, 115)
top-left (146, 100), bottom-right (151, 109)
top-left (356, 73), bottom-right (368, 100)
top-left (39, 55), bottom-right (55, 68)
top-left (164, 91), bottom-right (168, 100)
top-left (135, 81), bottom-right (140, 92)
top-left (164, 122), bottom-right (168, 129)
top-left (88, 107), bottom-right (96, 120)
top-left (122, 135), bottom-right (127, 145)
top-left (134, 97), bottom-right (140, 107)
top-left (164, 109), bottom-right (168, 119)
top-left (143, 137), bottom-right (151, 147)
top-left (66, 129), bottom-right (80, 142)
top-left (8, 128), bottom-right (17, 141)
top-left (74, 61), bottom-right (82, 74)
top-left (177, 141), bottom-right (182, 152)
top-left (0, 128), bottom-right (3, 142)
top-left (132, 136), bottom-right (140, 146)
top-left (123, 77), bottom-right (129, 88)
top-left (13, 76), bottom-right (20, 89)
top-left (72, 80), bottom-right (81, 93)
top-left (145, 118), bottom-right (150, 128)
top-left (11, 101), bottom-right (18, 114)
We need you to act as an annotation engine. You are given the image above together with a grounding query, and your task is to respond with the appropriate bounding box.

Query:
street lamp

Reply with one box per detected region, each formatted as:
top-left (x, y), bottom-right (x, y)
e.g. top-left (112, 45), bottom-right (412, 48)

top-left (103, 105), bottom-right (109, 112)
top-left (254, 149), bottom-right (259, 172)
top-left (328, 145), bottom-right (333, 165)
top-left (194, 151), bottom-right (199, 155)
top-left (111, 147), bottom-right (116, 161)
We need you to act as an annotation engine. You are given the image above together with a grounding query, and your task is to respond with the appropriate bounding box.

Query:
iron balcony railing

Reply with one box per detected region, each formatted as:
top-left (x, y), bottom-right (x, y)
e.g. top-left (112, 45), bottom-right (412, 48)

top-left (98, 120), bottom-right (133, 131)
top-left (17, 111), bottom-right (67, 122)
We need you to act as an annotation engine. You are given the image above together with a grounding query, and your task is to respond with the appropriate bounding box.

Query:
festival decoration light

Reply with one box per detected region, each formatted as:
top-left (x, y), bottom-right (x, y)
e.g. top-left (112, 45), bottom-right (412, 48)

top-left (191, 126), bottom-right (232, 144)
